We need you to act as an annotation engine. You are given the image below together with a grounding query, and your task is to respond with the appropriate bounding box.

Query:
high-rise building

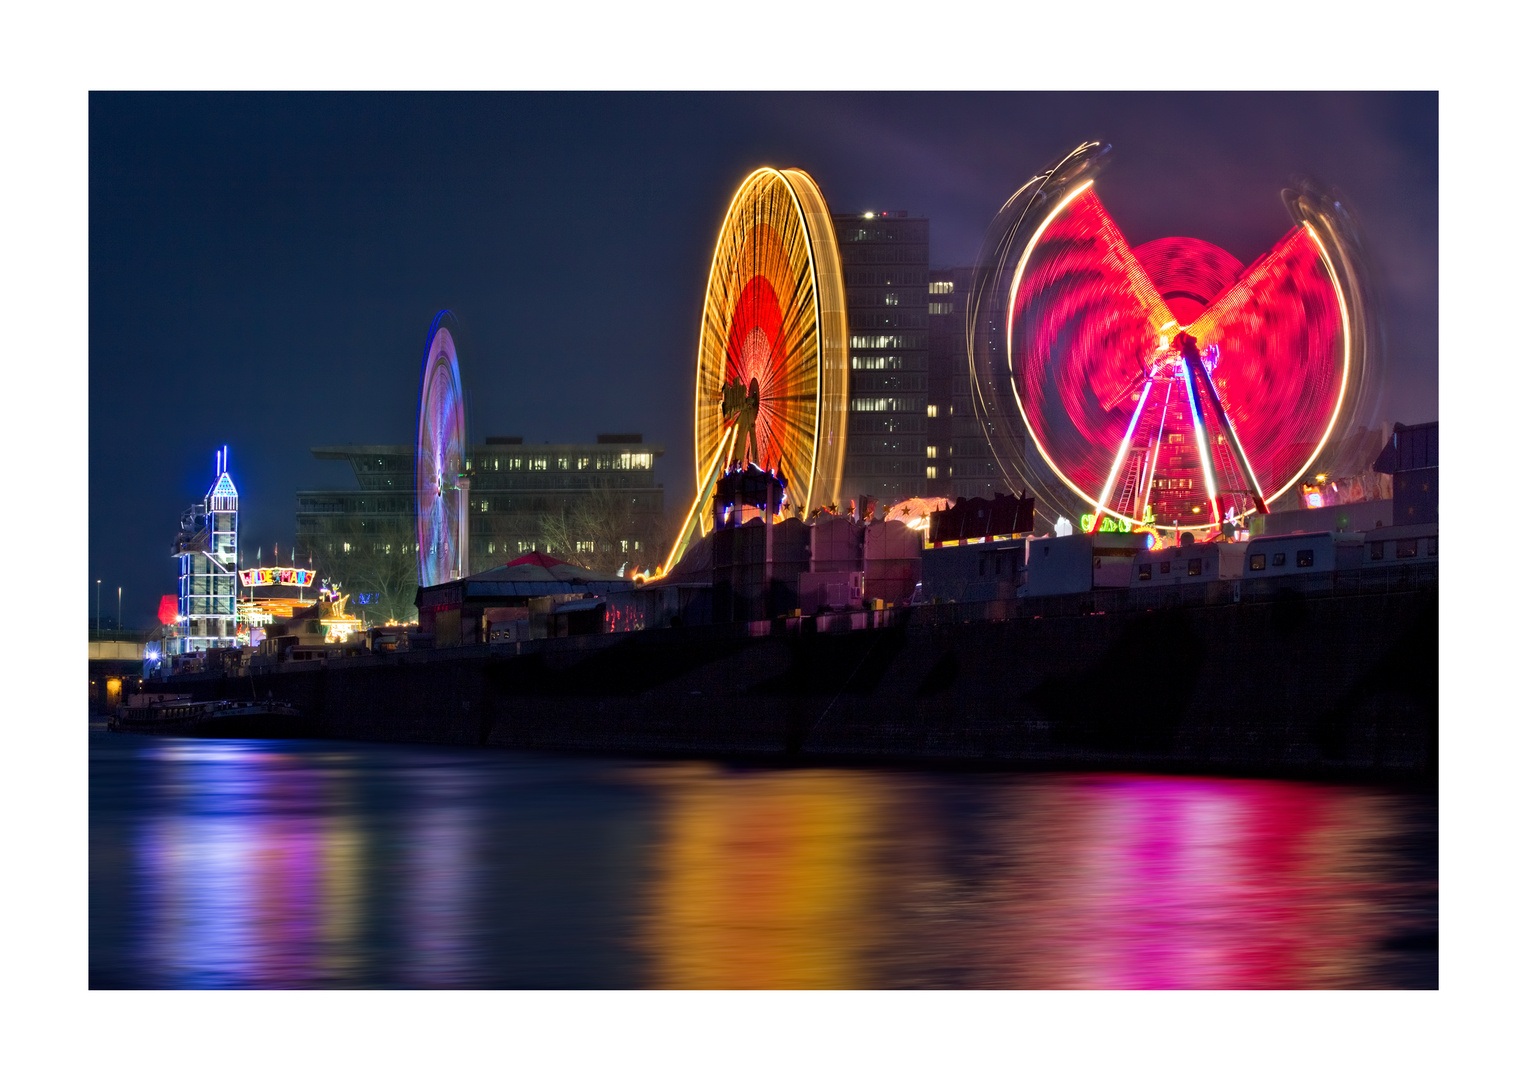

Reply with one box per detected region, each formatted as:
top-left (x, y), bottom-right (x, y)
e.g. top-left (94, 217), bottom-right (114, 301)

top-left (833, 211), bottom-right (929, 506)
top-left (295, 435), bottom-right (666, 616)
top-left (167, 448), bottom-right (240, 655)
top-left (926, 266), bottom-right (1004, 500)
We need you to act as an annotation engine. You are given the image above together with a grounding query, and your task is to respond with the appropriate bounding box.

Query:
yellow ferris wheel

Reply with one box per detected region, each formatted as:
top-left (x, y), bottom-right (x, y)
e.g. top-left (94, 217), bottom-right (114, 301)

top-left (662, 166), bottom-right (848, 574)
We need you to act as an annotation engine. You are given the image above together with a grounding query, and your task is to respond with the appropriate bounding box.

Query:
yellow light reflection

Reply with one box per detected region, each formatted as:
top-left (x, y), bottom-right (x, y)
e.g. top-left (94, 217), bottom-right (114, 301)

top-left (642, 765), bottom-right (885, 988)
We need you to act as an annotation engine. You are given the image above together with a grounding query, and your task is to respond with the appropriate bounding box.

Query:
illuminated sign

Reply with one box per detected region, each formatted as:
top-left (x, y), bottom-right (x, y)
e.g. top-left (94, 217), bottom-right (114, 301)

top-left (239, 567), bottom-right (316, 587)
top-left (1078, 513), bottom-right (1134, 534)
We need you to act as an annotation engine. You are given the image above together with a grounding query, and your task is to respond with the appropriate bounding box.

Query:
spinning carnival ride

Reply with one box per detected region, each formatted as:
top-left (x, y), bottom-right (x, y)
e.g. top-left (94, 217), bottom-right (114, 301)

top-left (969, 143), bottom-right (1383, 535)
top-left (659, 167), bottom-right (849, 574)
top-left (416, 311), bottom-right (470, 587)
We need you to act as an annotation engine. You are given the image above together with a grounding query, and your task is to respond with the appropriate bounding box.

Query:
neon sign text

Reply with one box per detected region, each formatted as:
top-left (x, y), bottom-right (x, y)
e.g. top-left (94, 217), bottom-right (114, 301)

top-left (239, 567), bottom-right (316, 587)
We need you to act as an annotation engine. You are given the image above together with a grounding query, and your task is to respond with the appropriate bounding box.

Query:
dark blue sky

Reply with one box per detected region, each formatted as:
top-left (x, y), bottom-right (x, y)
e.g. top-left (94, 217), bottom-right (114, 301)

top-left (89, 92), bottom-right (1437, 629)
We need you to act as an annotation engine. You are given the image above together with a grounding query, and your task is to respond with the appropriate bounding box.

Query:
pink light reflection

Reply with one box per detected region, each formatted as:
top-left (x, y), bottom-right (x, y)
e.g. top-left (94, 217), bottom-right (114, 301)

top-left (996, 775), bottom-right (1399, 989)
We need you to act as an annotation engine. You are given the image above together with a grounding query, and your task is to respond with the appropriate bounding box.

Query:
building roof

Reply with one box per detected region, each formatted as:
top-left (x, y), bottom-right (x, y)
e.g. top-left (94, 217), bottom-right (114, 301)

top-left (419, 550), bottom-right (634, 601)
top-left (1372, 421), bottom-right (1439, 474)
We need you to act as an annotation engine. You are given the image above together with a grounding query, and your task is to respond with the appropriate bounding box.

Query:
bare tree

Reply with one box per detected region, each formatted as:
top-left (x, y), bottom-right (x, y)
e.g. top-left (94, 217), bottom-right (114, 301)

top-left (310, 517), bottom-right (419, 625)
top-left (536, 483), bottom-right (664, 575)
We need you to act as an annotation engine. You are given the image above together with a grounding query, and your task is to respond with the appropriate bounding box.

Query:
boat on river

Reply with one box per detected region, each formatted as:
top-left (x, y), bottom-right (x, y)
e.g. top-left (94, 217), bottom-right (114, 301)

top-left (110, 698), bottom-right (309, 738)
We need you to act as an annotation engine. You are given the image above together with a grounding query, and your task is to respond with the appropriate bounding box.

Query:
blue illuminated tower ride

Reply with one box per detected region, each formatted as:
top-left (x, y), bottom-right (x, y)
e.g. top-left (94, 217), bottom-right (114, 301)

top-left (168, 448), bottom-right (240, 656)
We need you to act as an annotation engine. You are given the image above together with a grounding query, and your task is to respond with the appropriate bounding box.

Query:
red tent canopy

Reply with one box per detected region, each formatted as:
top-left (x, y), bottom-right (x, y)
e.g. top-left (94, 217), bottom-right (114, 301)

top-left (504, 551), bottom-right (571, 569)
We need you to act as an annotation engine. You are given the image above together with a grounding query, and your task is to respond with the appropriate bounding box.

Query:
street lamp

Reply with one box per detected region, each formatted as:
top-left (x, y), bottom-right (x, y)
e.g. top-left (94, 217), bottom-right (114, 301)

top-left (117, 586), bottom-right (122, 633)
top-left (96, 579), bottom-right (101, 634)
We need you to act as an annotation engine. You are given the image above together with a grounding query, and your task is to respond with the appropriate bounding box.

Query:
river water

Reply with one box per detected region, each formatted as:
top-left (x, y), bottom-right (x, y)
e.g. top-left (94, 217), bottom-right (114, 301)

top-left (89, 724), bottom-right (1437, 988)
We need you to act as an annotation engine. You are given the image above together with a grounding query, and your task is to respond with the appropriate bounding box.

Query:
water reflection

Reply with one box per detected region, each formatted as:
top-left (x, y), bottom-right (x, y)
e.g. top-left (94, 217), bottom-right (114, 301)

top-left (134, 744), bottom-right (365, 987)
top-left (986, 776), bottom-right (1411, 988)
top-left (402, 770), bottom-right (481, 987)
top-left (90, 731), bottom-right (1435, 988)
top-left (641, 764), bottom-right (889, 988)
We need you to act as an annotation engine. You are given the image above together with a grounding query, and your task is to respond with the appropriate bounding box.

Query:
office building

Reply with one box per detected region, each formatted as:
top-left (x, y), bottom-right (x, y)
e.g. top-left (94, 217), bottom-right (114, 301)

top-left (295, 434), bottom-right (666, 600)
top-left (833, 211), bottom-right (929, 505)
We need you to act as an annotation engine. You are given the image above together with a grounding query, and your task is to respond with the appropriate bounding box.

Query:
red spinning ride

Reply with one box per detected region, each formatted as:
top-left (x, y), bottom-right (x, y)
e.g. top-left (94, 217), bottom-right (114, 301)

top-left (972, 143), bottom-right (1379, 535)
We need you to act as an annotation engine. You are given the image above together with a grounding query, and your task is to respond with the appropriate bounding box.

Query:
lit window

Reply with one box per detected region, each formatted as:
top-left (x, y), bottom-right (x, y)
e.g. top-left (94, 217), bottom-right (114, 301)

top-left (926, 446), bottom-right (936, 458)
top-left (480, 500), bottom-right (488, 512)
top-left (557, 457), bottom-right (570, 470)
top-left (1296, 549), bottom-right (1314, 567)
top-left (1187, 558), bottom-right (1202, 576)
top-left (926, 466), bottom-right (937, 479)
top-left (1250, 553), bottom-right (1266, 571)
top-left (884, 293), bottom-right (899, 306)
top-left (929, 302), bottom-right (953, 315)
top-left (927, 404), bottom-right (937, 417)
top-left (1370, 542), bottom-right (1384, 561)
top-left (1139, 564), bottom-right (1152, 580)
top-left (576, 541), bottom-right (594, 553)
top-left (929, 281), bottom-right (954, 295)
top-left (1397, 538), bottom-right (1417, 559)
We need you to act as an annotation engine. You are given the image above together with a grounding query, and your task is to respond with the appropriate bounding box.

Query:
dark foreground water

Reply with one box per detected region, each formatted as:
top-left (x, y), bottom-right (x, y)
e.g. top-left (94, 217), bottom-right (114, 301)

top-left (90, 724), bottom-right (1437, 988)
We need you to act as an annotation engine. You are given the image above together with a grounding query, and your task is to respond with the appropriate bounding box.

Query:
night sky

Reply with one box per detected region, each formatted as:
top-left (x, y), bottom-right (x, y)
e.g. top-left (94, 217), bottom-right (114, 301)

top-left (89, 92), bottom-right (1437, 630)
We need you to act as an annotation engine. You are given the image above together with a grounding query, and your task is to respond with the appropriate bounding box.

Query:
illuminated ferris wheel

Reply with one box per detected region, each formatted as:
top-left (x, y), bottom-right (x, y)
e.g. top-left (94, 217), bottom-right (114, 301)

top-left (415, 311), bottom-right (469, 586)
top-left (661, 167), bottom-right (849, 573)
top-left (969, 142), bottom-right (1382, 535)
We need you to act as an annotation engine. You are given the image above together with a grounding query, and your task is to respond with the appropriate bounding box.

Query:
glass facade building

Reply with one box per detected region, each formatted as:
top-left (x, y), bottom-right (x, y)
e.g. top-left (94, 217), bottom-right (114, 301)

top-left (295, 435), bottom-right (666, 578)
top-left (833, 212), bottom-right (930, 505)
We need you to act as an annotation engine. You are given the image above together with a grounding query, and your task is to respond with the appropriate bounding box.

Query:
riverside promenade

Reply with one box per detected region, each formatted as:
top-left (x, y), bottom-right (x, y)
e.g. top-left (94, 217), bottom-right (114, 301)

top-left (157, 571), bottom-right (1438, 780)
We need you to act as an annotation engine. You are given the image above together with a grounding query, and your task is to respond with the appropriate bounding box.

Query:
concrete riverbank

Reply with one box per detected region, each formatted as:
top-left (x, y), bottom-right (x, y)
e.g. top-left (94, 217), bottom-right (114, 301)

top-left (158, 579), bottom-right (1438, 781)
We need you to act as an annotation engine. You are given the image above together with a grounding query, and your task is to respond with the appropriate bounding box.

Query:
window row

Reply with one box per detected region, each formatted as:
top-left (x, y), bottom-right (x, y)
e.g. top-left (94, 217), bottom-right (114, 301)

top-left (851, 396), bottom-right (926, 413)
top-left (852, 372), bottom-right (926, 393)
top-left (843, 457), bottom-right (928, 476)
top-left (839, 247), bottom-right (929, 265)
top-left (836, 224), bottom-right (929, 244)
top-left (851, 354), bottom-right (913, 370)
top-left (851, 333), bottom-right (926, 349)
top-left (1370, 537), bottom-right (1437, 560)
top-left (1139, 558), bottom-right (1204, 580)
top-left (844, 270), bottom-right (925, 286)
top-left (1248, 550), bottom-right (1314, 570)
top-left (849, 310), bottom-right (928, 330)
top-left (848, 415), bottom-right (927, 434)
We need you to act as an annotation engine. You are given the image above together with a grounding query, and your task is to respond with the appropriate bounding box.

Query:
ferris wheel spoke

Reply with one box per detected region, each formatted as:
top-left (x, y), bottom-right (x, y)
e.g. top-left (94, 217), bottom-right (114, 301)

top-left (1088, 378), bottom-right (1155, 532)
top-left (1137, 377), bottom-right (1173, 521)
